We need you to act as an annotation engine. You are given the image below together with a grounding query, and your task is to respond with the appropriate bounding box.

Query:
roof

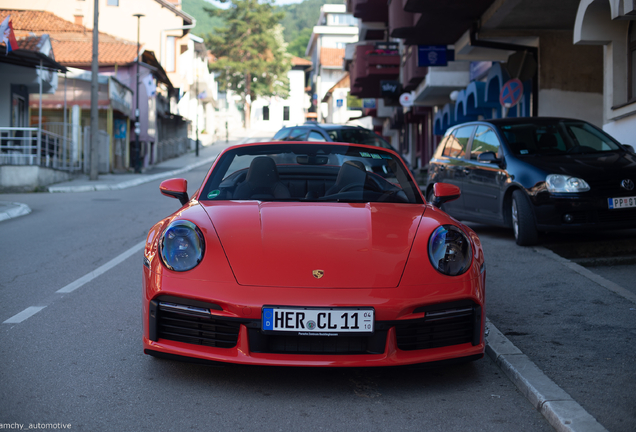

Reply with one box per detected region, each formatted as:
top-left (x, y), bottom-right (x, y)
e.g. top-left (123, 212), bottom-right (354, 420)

top-left (320, 47), bottom-right (345, 67)
top-left (322, 73), bottom-right (350, 102)
top-left (292, 56), bottom-right (312, 67)
top-left (2, 9), bottom-right (140, 67)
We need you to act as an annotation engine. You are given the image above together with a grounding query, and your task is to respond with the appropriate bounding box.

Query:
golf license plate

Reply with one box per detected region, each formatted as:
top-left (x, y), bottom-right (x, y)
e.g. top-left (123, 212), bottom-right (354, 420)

top-left (608, 197), bottom-right (636, 209)
top-left (262, 306), bottom-right (374, 334)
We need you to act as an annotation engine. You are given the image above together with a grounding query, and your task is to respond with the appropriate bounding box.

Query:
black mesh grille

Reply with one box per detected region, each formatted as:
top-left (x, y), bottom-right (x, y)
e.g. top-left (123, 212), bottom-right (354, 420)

top-left (395, 301), bottom-right (478, 351)
top-left (156, 303), bottom-right (240, 348)
top-left (248, 329), bottom-right (388, 355)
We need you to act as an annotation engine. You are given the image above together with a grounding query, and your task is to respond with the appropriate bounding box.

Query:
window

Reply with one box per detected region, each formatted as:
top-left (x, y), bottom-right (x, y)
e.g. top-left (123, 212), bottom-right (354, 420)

top-left (107, 0), bottom-right (119, 6)
top-left (273, 128), bottom-right (291, 140)
top-left (471, 126), bottom-right (500, 160)
top-left (442, 127), bottom-right (472, 158)
top-left (288, 128), bottom-right (308, 141)
top-left (263, 106), bottom-right (270, 121)
top-left (629, 22), bottom-right (636, 101)
top-left (307, 131), bottom-right (327, 141)
top-left (166, 36), bottom-right (176, 73)
top-left (283, 106), bottom-right (290, 121)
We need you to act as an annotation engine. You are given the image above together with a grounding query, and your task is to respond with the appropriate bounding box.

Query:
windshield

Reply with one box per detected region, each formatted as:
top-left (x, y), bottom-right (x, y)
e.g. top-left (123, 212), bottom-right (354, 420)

top-left (200, 143), bottom-right (422, 204)
top-left (326, 128), bottom-right (394, 149)
top-left (498, 120), bottom-right (622, 156)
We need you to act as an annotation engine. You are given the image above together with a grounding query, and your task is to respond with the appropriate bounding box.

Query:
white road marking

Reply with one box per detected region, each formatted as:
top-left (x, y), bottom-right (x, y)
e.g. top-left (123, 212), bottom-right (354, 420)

top-left (56, 240), bottom-right (146, 293)
top-left (3, 306), bottom-right (46, 324)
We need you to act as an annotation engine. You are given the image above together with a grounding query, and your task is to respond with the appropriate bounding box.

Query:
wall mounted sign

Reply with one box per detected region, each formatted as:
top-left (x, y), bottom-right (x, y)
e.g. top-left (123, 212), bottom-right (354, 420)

top-left (418, 45), bottom-right (450, 67)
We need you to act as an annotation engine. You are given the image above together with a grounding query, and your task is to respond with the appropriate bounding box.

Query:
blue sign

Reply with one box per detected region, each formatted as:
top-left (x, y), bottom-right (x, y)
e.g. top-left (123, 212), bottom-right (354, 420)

top-left (336, 99), bottom-right (343, 108)
top-left (418, 45), bottom-right (449, 67)
top-left (362, 99), bottom-right (376, 109)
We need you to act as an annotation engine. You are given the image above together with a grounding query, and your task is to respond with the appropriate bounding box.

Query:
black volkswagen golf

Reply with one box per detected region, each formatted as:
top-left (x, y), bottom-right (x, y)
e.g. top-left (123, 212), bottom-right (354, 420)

top-left (425, 118), bottom-right (636, 245)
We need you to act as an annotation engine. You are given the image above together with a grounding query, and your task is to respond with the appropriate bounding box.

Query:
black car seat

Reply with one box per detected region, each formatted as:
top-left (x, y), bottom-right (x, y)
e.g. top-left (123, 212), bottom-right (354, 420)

top-left (325, 160), bottom-right (367, 195)
top-left (233, 156), bottom-right (291, 200)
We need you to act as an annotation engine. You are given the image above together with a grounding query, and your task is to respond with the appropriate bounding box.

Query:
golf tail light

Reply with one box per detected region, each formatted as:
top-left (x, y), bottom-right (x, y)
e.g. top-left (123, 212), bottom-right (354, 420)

top-left (160, 220), bottom-right (205, 272)
top-left (428, 225), bottom-right (472, 276)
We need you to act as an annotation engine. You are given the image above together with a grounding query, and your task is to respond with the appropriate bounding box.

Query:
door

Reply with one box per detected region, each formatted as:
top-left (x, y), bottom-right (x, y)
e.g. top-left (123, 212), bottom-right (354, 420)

top-left (431, 125), bottom-right (474, 215)
top-left (462, 125), bottom-right (506, 222)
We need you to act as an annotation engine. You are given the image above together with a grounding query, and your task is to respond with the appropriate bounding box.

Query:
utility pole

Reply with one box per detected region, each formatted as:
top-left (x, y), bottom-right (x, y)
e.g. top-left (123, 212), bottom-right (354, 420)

top-left (89, 0), bottom-right (99, 180)
top-left (195, 65), bottom-right (199, 157)
top-left (133, 13), bottom-right (144, 173)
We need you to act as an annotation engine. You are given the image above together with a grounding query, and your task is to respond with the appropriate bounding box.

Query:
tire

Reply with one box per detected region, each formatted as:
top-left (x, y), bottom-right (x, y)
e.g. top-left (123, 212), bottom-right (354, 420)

top-left (511, 190), bottom-right (538, 246)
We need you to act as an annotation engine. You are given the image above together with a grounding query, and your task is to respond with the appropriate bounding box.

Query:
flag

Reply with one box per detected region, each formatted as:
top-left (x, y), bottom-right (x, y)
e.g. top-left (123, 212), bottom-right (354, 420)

top-left (142, 73), bottom-right (156, 98)
top-left (0, 16), bottom-right (19, 55)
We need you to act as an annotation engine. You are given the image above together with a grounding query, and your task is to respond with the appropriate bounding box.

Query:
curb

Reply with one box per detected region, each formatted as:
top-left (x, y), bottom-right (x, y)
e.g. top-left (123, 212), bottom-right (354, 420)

top-left (485, 319), bottom-right (608, 432)
top-left (0, 202), bottom-right (32, 222)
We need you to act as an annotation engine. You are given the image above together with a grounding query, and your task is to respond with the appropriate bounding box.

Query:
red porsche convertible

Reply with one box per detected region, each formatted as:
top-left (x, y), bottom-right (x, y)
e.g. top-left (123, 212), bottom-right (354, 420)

top-left (143, 142), bottom-right (486, 367)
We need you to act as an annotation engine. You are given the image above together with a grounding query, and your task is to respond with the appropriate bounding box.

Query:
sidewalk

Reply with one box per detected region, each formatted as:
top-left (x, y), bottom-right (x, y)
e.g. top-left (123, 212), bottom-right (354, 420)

top-left (0, 128), bottom-right (260, 222)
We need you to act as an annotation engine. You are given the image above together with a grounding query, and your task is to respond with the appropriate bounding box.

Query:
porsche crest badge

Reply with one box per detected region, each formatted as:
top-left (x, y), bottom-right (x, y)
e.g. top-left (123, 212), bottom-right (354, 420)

top-left (312, 269), bottom-right (324, 279)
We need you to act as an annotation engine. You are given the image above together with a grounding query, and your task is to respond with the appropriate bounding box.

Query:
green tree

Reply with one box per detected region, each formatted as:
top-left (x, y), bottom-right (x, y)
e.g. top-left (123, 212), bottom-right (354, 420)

top-left (286, 27), bottom-right (313, 58)
top-left (206, 0), bottom-right (291, 128)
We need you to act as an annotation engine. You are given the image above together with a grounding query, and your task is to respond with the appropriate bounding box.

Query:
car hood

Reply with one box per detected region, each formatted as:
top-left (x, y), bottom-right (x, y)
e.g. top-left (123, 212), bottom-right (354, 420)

top-left (516, 151), bottom-right (636, 179)
top-left (201, 201), bottom-right (425, 288)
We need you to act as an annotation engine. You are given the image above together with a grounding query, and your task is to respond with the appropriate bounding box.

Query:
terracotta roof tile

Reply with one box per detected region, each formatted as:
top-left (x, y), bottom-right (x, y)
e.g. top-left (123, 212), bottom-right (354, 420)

top-left (0, 9), bottom-right (86, 33)
top-left (292, 56), bottom-right (312, 66)
top-left (0, 9), bottom-right (139, 66)
top-left (320, 47), bottom-right (345, 67)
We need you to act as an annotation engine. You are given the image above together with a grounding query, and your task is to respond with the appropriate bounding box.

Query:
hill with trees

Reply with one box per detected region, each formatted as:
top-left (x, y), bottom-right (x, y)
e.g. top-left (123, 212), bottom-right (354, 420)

top-left (181, 0), bottom-right (344, 58)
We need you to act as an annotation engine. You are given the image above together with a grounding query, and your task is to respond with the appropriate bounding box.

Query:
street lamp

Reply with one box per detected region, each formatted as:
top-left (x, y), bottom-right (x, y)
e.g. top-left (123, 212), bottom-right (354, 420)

top-left (133, 13), bottom-right (144, 173)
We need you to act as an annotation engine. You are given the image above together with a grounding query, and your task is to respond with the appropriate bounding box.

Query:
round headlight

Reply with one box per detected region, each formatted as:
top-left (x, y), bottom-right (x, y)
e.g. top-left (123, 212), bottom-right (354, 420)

top-left (428, 225), bottom-right (472, 276)
top-left (546, 174), bottom-right (590, 193)
top-left (160, 220), bottom-right (205, 272)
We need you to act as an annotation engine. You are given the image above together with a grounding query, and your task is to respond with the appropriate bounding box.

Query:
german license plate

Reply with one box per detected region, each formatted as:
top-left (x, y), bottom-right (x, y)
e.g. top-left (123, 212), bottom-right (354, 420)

top-left (262, 307), bottom-right (374, 334)
top-left (608, 197), bottom-right (636, 209)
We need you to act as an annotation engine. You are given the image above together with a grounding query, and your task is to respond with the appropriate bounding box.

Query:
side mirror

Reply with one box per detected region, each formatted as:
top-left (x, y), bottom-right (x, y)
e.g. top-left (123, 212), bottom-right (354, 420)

top-left (622, 144), bottom-right (635, 154)
top-left (477, 151), bottom-right (501, 164)
top-left (431, 182), bottom-right (461, 207)
top-left (160, 178), bottom-right (189, 205)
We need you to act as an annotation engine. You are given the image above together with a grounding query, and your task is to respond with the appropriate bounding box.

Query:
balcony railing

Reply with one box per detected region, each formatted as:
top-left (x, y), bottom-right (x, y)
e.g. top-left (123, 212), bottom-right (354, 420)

top-left (0, 124), bottom-right (82, 171)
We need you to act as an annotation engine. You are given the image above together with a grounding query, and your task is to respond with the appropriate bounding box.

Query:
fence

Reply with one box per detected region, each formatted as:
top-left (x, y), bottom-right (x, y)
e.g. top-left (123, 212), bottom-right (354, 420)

top-left (0, 123), bottom-right (82, 172)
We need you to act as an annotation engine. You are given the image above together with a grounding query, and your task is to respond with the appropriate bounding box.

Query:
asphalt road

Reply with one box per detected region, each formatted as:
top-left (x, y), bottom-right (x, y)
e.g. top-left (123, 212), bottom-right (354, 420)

top-left (1, 136), bottom-right (634, 431)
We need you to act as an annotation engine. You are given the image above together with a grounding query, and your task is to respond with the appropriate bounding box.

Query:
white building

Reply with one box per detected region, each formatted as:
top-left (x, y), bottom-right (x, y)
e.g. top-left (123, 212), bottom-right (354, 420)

top-left (574, 0), bottom-right (636, 145)
top-left (306, 4), bottom-right (359, 123)
top-left (250, 56), bottom-right (312, 132)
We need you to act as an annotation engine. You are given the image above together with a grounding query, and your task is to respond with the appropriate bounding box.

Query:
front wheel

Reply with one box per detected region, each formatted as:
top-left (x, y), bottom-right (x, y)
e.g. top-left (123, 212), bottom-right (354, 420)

top-left (511, 190), bottom-right (538, 246)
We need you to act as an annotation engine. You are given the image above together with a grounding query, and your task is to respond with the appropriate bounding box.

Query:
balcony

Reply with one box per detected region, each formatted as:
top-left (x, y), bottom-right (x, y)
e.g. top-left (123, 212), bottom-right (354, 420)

top-left (390, 0), bottom-right (496, 45)
top-left (350, 42), bottom-right (400, 98)
top-left (346, 0), bottom-right (389, 23)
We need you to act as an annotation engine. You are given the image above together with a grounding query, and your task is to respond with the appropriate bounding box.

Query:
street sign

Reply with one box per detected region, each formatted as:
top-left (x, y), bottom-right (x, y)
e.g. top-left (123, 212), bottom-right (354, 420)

top-left (499, 79), bottom-right (523, 108)
top-left (336, 99), bottom-right (343, 108)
